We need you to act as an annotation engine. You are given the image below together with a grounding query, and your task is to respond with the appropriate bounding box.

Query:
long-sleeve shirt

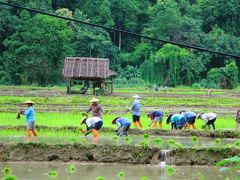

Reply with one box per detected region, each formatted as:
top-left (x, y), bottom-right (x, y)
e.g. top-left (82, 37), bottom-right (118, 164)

top-left (116, 118), bottom-right (131, 127)
top-left (184, 112), bottom-right (196, 118)
top-left (131, 101), bottom-right (141, 116)
top-left (201, 113), bottom-right (217, 123)
top-left (87, 104), bottom-right (103, 118)
top-left (170, 114), bottom-right (184, 123)
top-left (24, 106), bottom-right (35, 123)
top-left (86, 117), bottom-right (102, 128)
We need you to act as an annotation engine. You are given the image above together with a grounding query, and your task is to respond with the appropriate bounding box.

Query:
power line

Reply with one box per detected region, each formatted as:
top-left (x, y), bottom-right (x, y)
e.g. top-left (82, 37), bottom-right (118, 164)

top-left (0, 1), bottom-right (239, 59)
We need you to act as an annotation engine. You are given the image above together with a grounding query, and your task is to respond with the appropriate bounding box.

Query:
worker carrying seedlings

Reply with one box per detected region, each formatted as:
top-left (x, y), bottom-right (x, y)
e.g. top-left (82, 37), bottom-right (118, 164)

top-left (86, 98), bottom-right (103, 118)
top-left (180, 110), bottom-right (197, 129)
top-left (129, 95), bottom-right (142, 129)
top-left (197, 112), bottom-right (217, 130)
top-left (147, 111), bottom-right (164, 128)
top-left (81, 116), bottom-right (103, 138)
top-left (236, 110), bottom-right (240, 130)
top-left (166, 113), bottom-right (187, 130)
top-left (112, 117), bottom-right (131, 136)
top-left (18, 100), bottom-right (37, 141)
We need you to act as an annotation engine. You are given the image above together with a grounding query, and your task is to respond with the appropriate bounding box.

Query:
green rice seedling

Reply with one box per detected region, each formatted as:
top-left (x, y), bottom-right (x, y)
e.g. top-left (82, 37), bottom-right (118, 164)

top-left (191, 136), bottom-right (199, 143)
top-left (2, 175), bottom-right (17, 180)
top-left (140, 141), bottom-right (149, 149)
top-left (140, 176), bottom-right (148, 180)
top-left (234, 141), bottom-right (240, 148)
top-left (167, 139), bottom-right (183, 148)
top-left (197, 172), bottom-right (205, 180)
top-left (166, 166), bottom-right (176, 176)
top-left (70, 138), bottom-right (77, 143)
top-left (96, 177), bottom-right (105, 180)
top-left (116, 171), bottom-right (125, 179)
top-left (2, 167), bottom-right (12, 176)
top-left (153, 138), bottom-right (163, 146)
top-left (143, 133), bottom-right (149, 139)
top-left (48, 170), bottom-right (58, 178)
top-left (213, 138), bottom-right (221, 145)
top-left (67, 164), bottom-right (76, 174)
top-left (113, 136), bottom-right (119, 140)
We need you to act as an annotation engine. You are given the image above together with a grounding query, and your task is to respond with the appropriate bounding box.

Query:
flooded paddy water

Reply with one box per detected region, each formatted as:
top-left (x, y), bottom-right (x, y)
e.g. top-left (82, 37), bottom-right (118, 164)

top-left (0, 162), bottom-right (239, 180)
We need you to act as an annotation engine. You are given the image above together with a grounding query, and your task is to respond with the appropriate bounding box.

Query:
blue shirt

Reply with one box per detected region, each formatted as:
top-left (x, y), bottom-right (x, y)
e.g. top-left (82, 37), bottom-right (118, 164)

top-left (171, 114), bottom-right (184, 123)
top-left (151, 111), bottom-right (164, 117)
top-left (184, 112), bottom-right (196, 118)
top-left (24, 106), bottom-right (35, 123)
top-left (131, 101), bottom-right (141, 116)
top-left (116, 118), bottom-right (131, 127)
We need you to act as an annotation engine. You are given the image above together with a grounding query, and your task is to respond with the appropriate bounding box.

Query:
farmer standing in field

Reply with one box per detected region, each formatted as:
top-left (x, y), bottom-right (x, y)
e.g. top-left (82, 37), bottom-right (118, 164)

top-left (81, 116), bottom-right (103, 144)
top-left (112, 117), bottom-right (131, 136)
top-left (235, 110), bottom-right (240, 130)
top-left (166, 113), bottom-right (187, 130)
top-left (129, 95), bottom-right (143, 129)
top-left (86, 98), bottom-right (103, 118)
top-left (180, 110), bottom-right (197, 129)
top-left (147, 111), bottom-right (164, 128)
top-left (18, 100), bottom-right (37, 141)
top-left (197, 112), bottom-right (217, 129)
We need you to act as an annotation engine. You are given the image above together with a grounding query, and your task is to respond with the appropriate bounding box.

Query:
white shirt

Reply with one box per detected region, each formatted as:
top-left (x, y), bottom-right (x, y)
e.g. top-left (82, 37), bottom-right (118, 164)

top-left (201, 113), bottom-right (217, 123)
top-left (86, 117), bottom-right (102, 128)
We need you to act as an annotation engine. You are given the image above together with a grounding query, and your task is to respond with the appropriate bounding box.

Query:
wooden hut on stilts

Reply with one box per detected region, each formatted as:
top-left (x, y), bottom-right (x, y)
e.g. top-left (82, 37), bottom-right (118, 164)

top-left (63, 57), bottom-right (117, 95)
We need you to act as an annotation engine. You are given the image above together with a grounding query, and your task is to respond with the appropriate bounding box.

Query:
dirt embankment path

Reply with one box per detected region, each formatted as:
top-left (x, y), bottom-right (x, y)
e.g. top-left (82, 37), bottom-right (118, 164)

top-left (0, 143), bottom-right (239, 165)
top-left (1, 125), bottom-right (240, 138)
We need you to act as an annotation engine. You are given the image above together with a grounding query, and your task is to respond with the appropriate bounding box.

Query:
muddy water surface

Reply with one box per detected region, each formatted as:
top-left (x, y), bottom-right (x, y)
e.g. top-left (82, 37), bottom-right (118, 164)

top-left (0, 162), bottom-right (238, 180)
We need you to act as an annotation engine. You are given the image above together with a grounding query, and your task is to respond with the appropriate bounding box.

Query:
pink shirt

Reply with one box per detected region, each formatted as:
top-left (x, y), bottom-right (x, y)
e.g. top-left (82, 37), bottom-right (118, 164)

top-left (88, 104), bottom-right (103, 118)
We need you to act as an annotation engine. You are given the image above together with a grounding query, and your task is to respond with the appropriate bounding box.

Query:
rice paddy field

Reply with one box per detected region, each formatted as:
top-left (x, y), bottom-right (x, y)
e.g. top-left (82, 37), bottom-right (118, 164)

top-left (0, 85), bottom-right (240, 180)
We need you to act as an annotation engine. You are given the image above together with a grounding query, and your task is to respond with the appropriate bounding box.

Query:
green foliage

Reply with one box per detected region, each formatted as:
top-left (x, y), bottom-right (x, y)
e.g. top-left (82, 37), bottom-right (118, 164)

top-left (191, 136), bottom-right (199, 143)
top-left (48, 170), bottom-right (58, 178)
top-left (3, 12), bottom-right (75, 85)
top-left (116, 171), bottom-right (125, 179)
top-left (216, 156), bottom-right (240, 167)
top-left (140, 176), bottom-right (148, 180)
top-left (143, 133), bottom-right (149, 139)
top-left (140, 141), bottom-right (149, 149)
top-left (96, 177), bottom-right (105, 180)
top-left (2, 167), bottom-right (11, 176)
top-left (166, 166), bottom-right (176, 176)
top-left (1, 175), bottom-right (17, 180)
top-left (204, 62), bottom-right (239, 89)
top-left (67, 164), bottom-right (77, 174)
top-left (167, 139), bottom-right (183, 148)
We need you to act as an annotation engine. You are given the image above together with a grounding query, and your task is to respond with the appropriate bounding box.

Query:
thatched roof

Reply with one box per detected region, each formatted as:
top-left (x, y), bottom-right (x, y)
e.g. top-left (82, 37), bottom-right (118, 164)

top-left (63, 57), bottom-right (116, 80)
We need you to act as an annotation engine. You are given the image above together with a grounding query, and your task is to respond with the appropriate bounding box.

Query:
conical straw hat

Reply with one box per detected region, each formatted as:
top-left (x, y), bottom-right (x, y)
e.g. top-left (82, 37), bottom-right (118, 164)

top-left (24, 100), bottom-right (34, 104)
top-left (89, 98), bottom-right (100, 103)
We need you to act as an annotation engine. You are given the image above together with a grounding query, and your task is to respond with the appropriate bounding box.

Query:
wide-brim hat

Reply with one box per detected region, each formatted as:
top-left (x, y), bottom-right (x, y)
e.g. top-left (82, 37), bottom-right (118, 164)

top-left (24, 100), bottom-right (34, 104)
top-left (89, 98), bottom-right (100, 103)
top-left (112, 117), bottom-right (120, 124)
top-left (81, 118), bottom-right (88, 125)
top-left (132, 95), bottom-right (141, 99)
top-left (196, 113), bottom-right (202, 119)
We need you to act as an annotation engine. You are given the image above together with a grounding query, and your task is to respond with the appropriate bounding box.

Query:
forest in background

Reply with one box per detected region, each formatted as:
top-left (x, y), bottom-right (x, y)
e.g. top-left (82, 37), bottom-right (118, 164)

top-left (0, 0), bottom-right (240, 88)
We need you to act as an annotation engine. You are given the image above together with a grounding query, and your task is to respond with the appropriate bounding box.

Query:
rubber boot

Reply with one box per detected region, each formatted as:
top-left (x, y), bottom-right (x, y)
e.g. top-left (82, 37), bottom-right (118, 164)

top-left (192, 124), bottom-right (196, 129)
top-left (159, 122), bottom-right (162, 129)
top-left (186, 124), bottom-right (190, 129)
top-left (133, 122), bottom-right (138, 128)
top-left (153, 122), bottom-right (157, 128)
top-left (92, 129), bottom-right (99, 137)
top-left (137, 121), bottom-right (143, 129)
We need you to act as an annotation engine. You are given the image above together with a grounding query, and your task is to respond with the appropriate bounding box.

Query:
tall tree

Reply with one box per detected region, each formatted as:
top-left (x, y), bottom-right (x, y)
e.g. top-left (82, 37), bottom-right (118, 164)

top-left (3, 12), bottom-right (75, 85)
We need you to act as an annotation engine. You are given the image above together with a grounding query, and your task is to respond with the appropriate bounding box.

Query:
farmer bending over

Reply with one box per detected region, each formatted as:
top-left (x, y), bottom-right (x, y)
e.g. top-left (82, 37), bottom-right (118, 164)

top-left (129, 95), bottom-right (142, 129)
top-left (167, 113), bottom-right (187, 130)
top-left (235, 110), bottom-right (240, 130)
top-left (197, 112), bottom-right (217, 130)
top-left (180, 110), bottom-right (197, 129)
top-left (81, 116), bottom-right (103, 138)
top-left (18, 100), bottom-right (37, 141)
top-left (86, 98), bottom-right (103, 118)
top-left (147, 111), bottom-right (164, 128)
top-left (112, 117), bottom-right (131, 136)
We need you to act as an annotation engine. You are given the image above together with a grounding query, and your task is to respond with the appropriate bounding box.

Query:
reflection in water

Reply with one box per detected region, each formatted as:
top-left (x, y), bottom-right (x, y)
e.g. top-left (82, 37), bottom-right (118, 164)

top-left (0, 162), bottom-right (238, 180)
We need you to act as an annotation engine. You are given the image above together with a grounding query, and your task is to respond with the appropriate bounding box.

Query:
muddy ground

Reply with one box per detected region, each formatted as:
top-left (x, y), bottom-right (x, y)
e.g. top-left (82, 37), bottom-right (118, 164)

top-left (0, 125), bottom-right (240, 138)
top-left (0, 143), bottom-right (239, 165)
